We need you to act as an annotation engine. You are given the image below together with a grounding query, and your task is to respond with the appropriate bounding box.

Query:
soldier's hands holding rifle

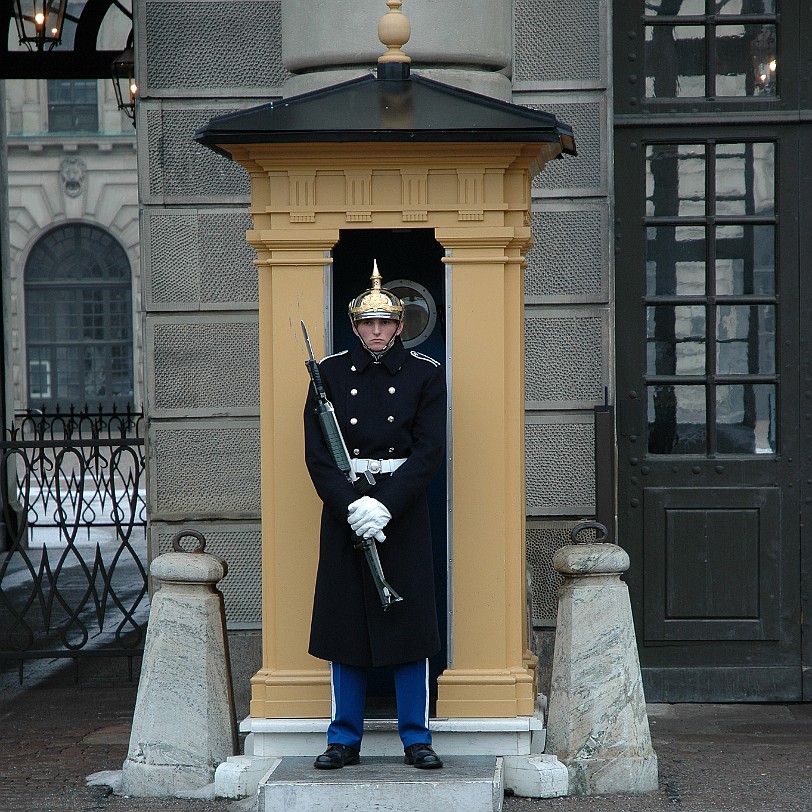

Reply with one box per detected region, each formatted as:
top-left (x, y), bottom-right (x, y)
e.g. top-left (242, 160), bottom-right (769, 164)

top-left (348, 496), bottom-right (391, 542)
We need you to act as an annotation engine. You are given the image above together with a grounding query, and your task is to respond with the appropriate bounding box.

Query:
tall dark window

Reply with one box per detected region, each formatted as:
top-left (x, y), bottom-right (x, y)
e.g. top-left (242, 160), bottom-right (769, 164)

top-left (615, 0), bottom-right (787, 455)
top-left (47, 79), bottom-right (98, 132)
top-left (25, 224), bottom-right (133, 410)
top-left (643, 0), bottom-right (777, 99)
top-left (644, 140), bottom-right (777, 454)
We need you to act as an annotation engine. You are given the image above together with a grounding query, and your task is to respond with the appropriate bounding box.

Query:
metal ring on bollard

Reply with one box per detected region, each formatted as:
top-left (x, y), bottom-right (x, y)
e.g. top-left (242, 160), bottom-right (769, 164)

top-left (571, 520), bottom-right (609, 544)
top-left (170, 529), bottom-right (207, 553)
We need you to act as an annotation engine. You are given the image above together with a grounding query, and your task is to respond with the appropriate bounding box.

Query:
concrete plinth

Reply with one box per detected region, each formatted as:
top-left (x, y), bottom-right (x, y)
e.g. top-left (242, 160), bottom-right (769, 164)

top-left (216, 714), bottom-right (568, 800)
top-left (243, 715), bottom-right (546, 758)
top-left (545, 541), bottom-right (658, 795)
top-left (122, 544), bottom-right (237, 796)
top-left (257, 756), bottom-right (503, 812)
top-left (502, 754), bottom-right (568, 798)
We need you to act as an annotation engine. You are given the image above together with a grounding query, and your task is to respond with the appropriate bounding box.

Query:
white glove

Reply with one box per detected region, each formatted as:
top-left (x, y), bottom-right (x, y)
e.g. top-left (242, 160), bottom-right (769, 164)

top-left (347, 496), bottom-right (391, 540)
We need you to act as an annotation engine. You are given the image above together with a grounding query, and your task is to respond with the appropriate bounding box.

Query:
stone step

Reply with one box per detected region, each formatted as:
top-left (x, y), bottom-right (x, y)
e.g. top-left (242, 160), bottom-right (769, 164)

top-left (257, 755), bottom-right (504, 812)
top-left (244, 715), bottom-right (546, 757)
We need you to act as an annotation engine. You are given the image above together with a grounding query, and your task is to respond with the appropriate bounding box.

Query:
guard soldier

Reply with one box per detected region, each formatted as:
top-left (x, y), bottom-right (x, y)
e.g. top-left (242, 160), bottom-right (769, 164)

top-left (304, 262), bottom-right (446, 770)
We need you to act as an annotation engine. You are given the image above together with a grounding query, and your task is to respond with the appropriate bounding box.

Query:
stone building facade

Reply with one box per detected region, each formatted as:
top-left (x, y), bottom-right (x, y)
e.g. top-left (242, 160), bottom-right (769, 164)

top-left (136, 0), bottom-right (611, 697)
top-left (4, 0), bottom-right (795, 704)
top-left (3, 8), bottom-right (139, 416)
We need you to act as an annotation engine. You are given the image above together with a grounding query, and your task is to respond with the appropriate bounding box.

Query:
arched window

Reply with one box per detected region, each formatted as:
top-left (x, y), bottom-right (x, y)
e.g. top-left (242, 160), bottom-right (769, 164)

top-left (24, 224), bottom-right (134, 411)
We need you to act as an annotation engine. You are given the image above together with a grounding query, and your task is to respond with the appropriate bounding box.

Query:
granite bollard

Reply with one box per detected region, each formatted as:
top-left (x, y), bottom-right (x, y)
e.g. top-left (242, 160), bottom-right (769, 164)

top-left (545, 523), bottom-right (658, 795)
top-left (122, 530), bottom-right (237, 796)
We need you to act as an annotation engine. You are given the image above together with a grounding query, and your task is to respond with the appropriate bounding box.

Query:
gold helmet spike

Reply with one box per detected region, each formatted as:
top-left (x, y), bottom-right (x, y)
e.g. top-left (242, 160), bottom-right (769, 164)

top-left (348, 259), bottom-right (404, 322)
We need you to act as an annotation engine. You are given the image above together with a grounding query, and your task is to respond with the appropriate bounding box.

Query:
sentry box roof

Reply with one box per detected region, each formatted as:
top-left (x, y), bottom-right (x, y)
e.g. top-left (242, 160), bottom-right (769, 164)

top-left (195, 67), bottom-right (576, 159)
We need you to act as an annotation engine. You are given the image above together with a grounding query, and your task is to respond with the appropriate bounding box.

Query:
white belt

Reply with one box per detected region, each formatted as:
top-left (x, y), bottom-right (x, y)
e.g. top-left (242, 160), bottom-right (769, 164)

top-left (351, 457), bottom-right (407, 476)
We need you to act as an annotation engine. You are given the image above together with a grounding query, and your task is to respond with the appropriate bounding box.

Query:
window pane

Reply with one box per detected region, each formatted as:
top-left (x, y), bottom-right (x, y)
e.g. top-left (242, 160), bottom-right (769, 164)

top-left (54, 295), bottom-right (82, 341)
top-left (646, 144), bottom-right (706, 217)
top-left (716, 24), bottom-right (777, 96)
top-left (83, 346), bottom-right (108, 399)
top-left (108, 290), bottom-right (133, 341)
top-left (647, 305), bottom-right (707, 375)
top-left (81, 289), bottom-right (103, 340)
top-left (56, 346), bottom-right (82, 401)
top-left (110, 345), bottom-right (134, 398)
top-left (716, 384), bottom-right (776, 453)
top-left (648, 385), bottom-right (707, 454)
top-left (715, 225), bottom-right (774, 295)
top-left (647, 225), bottom-right (706, 296)
top-left (645, 0), bottom-right (706, 16)
top-left (645, 25), bottom-right (706, 98)
top-left (25, 290), bottom-right (52, 342)
top-left (47, 79), bottom-right (98, 133)
top-left (716, 305), bottom-right (775, 375)
top-left (715, 142), bottom-right (774, 216)
top-left (715, 0), bottom-right (775, 13)
top-left (28, 349), bottom-right (52, 402)
top-left (390, 288), bottom-right (430, 342)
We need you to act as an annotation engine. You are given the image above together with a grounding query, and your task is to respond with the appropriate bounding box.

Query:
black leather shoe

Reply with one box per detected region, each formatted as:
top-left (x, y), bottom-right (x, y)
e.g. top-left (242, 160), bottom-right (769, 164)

top-left (314, 743), bottom-right (360, 769)
top-left (404, 743), bottom-right (443, 769)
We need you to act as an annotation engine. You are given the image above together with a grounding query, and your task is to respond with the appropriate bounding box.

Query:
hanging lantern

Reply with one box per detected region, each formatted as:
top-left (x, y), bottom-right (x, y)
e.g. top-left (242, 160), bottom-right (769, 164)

top-left (12, 0), bottom-right (68, 52)
top-left (111, 44), bottom-right (137, 126)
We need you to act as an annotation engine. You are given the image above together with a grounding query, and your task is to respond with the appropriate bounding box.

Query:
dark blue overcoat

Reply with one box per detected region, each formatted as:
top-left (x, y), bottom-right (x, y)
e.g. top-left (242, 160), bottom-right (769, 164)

top-left (304, 337), bottom-right (446, 668)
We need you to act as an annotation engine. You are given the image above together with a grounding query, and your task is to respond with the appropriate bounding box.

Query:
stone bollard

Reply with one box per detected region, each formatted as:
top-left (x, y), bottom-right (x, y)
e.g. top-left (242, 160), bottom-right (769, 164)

top-left (545, 522), bottom-right (658, 795)
top-left (122, 530), bottom-right (237, 797)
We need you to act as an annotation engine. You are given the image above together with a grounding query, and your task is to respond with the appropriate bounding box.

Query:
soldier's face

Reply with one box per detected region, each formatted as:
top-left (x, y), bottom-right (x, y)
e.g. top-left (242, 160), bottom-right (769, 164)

top-left (353, 318), bottom-right (403, 351)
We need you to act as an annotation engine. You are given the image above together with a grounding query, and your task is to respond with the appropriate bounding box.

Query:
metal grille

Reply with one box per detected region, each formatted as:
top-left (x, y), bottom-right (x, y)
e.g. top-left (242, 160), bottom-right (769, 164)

top-left (155, 527), bottom-right (262, 627)
top-left (146, 108), bottom-right (250, 200)
top-left (513, 0), bottom-right (601, 83)
top-left (525, 207), bottom-right (605, 299)
top-left (528, 101), bottom-right (603, 192)
top-left (0, 406), bottom-right (146, 678)
top-left (524, 314), bottom-right (605, 403)
top-left (145, 1), bottom-right (290, 90)
top-left (526, 523), bottom-right (570, 623)
top-left (525, 417), bottom-right (595, 515)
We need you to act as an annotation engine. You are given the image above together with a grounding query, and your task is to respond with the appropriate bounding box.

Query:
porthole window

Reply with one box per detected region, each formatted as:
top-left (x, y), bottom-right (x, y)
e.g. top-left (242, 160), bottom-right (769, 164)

top-left (387, 279), bottom-right (437, 349)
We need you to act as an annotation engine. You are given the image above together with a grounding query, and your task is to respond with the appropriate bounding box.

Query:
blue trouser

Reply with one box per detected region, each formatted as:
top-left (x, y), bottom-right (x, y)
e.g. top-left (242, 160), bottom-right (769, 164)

top-left (327, 659), bottom-right (432, 750)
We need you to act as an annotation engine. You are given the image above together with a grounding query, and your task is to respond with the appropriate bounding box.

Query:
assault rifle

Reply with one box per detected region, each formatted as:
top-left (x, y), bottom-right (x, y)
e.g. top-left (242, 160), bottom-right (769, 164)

top-left (301, 321), bottom-right (403, 611)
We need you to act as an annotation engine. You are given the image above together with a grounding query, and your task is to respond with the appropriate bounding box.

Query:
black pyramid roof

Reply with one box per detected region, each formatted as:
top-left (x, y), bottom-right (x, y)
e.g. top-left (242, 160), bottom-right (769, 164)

top-left (195, 68), bottom-right (576, 160)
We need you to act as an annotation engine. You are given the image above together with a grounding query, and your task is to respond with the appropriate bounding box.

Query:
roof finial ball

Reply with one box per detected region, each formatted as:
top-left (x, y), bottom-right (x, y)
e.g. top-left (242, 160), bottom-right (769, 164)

top-left (378, 0), bottom-right (411, 64)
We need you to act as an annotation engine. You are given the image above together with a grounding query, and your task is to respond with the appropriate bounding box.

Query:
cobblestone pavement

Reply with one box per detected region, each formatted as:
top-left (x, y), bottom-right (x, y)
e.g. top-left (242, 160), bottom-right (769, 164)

top-left (505, 702), bottom-right (812, 812)
top-left (0, 658), bottom-right (231, 812)
top-left (1, 658), bottom-right (811, 812)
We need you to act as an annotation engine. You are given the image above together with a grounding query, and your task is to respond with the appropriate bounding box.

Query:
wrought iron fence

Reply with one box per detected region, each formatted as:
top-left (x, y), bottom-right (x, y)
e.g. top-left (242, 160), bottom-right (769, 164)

top-left (0, 405), bottom-right (147, 680)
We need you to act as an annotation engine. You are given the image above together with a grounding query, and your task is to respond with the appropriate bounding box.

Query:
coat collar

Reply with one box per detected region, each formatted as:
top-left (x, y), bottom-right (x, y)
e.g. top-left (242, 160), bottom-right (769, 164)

top-left (351, 337), bottom-right (406, 374)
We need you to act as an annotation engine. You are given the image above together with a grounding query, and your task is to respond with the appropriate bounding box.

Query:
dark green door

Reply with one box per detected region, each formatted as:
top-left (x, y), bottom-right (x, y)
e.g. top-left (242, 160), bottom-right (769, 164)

top-left (613, 0), bottom-right (810, 700)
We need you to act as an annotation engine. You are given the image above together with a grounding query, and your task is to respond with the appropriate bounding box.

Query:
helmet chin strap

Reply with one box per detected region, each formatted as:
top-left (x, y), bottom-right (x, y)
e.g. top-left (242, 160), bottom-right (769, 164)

top-left (359, 333), bottom-right (398, 361)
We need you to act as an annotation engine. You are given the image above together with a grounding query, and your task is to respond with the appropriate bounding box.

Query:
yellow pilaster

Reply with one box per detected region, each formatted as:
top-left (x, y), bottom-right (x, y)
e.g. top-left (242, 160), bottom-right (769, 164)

top-left (434, 229), bottom-right (536, 718)
top-left (249, 233), bottom-right (338, 719)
